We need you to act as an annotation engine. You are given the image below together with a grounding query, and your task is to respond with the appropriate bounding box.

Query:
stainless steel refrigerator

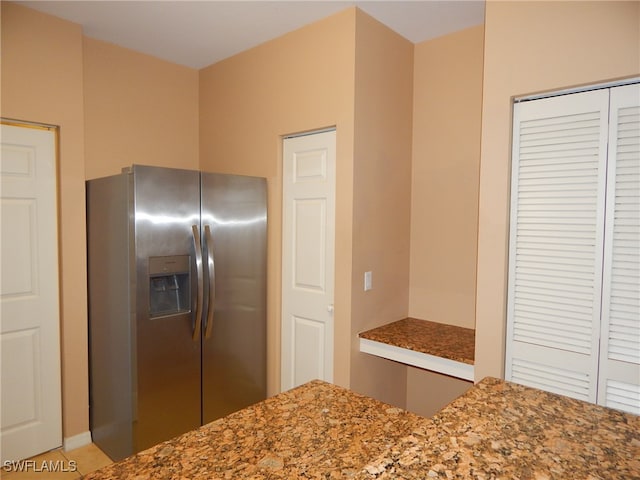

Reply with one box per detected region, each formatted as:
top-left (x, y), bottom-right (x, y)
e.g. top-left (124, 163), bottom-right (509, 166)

top-left (86, 165), bottom-right (267, 461)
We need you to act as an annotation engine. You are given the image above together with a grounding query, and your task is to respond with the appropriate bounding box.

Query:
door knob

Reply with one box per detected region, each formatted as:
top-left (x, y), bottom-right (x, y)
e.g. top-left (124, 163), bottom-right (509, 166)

top-left (327, 304), bottom-right (334, 314)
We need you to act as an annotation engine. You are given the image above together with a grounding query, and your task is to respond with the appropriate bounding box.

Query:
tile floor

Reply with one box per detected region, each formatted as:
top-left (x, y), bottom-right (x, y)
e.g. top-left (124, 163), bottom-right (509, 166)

top-left (1, 444), bottom-right (113, 479)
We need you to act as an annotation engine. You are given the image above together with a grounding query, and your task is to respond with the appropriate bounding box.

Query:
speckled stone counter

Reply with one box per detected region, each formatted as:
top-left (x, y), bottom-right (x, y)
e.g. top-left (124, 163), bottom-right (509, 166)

top-left (359, 317), bottom-right (475, 365)
top-left (83, 378), bottom-right (640, 480)
top-left (82, 380), bottom-right (422, 480)
top-left (359, 377), bottom-right (640, 480)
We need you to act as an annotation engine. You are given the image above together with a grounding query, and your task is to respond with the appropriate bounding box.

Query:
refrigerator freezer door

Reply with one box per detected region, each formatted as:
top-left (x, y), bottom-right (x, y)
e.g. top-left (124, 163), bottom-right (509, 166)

top-left (87, 172), bottom-right (135, 461)
top-left (200, 173), bottom-right (267, 423)
top-left (132, 165), bottom-right (202, 452)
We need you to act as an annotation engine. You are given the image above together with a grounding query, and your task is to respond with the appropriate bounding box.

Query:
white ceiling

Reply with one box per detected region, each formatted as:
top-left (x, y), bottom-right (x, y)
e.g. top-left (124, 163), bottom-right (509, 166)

top-left (17, 1), bottom-right (485, 69)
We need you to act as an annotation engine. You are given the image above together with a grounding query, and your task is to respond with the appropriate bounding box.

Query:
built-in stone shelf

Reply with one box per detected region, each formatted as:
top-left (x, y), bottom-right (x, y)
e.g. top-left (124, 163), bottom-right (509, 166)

top-left (358, 317), bottom-right (475, 381)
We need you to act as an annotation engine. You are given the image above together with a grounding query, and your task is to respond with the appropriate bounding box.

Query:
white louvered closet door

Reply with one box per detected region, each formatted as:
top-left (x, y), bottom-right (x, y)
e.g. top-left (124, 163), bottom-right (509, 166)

top-left (598, 83), bottom-right (640, 414)
top-left (506, 89), bottom-right (610, 403)
top-left (506, 83), bottom-right (640, 415)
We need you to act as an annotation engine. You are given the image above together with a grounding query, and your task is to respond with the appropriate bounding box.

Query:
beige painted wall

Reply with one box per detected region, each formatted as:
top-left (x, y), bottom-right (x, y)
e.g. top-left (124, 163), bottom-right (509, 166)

top-left (475, 0), bottom-right (640, 381)
top-left (349, 10), bottom-right (413, 405)
top-left (1, 2), bottom-right (88, 439)
top-left (405, 25), bottom-right (483, 415)
top-left (83, 38), bottom-right (199, 179)
top-left (406, 368), bottom-right (472, 418)
top-left (199, 8), bottom-right (357, 396)
top-left (409, 25), bottom-right (484, 330)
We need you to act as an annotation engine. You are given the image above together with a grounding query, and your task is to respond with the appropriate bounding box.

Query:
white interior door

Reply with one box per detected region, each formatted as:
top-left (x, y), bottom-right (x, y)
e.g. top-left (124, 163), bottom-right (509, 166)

top-left (281, 129), bottom-right (336, 391)
top-left (1, 123), bottom-right (62, 462)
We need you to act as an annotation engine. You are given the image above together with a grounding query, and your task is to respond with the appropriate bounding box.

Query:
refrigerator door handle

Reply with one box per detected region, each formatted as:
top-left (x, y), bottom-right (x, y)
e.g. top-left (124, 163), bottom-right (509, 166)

top-left (204, 225), bottom-right (215, 340)
top-left (191, 224), bottom-right (204, 341)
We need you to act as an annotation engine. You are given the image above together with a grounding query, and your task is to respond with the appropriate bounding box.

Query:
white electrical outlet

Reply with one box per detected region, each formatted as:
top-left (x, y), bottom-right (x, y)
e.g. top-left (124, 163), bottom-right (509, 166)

top-left (364, 271), bottom-right (372, 291)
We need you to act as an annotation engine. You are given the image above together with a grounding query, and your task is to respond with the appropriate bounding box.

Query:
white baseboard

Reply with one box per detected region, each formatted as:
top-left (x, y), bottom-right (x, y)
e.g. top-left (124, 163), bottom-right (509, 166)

top-left (63, 431), bottom-right (92, 451)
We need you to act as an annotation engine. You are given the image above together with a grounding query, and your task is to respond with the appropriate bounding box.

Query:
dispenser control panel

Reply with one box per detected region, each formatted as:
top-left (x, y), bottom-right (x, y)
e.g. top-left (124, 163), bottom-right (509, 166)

top-left (148, 255), bottom-right (191, 318)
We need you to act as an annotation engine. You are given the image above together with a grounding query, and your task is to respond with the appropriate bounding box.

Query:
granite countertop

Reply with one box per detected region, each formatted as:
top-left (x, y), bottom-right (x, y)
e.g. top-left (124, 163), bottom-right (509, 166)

top-left (358, 377), bottom-right (640, 479)
top-left (359, 317), bottom-right (475, 365)
top-left (84, 377), bottom-right (640, 479)
top-left (82, 380), bottom-right (422, 480)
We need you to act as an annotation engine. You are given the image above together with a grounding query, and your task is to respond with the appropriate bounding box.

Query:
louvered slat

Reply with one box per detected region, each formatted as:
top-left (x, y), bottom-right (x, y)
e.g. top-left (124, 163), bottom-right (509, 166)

top-left (511, 358), bottom-right (591, 401)
top-left (604, 380), bottom-right (640, 415)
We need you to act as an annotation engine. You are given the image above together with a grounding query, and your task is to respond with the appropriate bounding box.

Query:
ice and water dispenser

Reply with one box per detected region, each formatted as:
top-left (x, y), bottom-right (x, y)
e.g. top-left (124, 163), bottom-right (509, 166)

top-left (148, 255), bottom-right (190, 318)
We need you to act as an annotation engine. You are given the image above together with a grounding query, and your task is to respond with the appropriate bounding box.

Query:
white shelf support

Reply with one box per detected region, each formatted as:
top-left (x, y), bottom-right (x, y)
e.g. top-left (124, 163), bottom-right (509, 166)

top-left (359, 338), bottom-right (474, 381)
